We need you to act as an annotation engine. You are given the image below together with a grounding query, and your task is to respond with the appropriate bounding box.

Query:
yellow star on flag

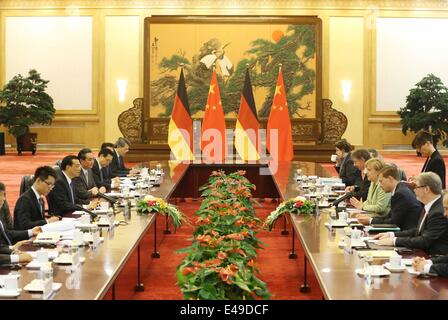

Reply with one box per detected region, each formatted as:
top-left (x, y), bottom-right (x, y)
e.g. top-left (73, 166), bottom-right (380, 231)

top-left (209, 84), bottom-right (215, 95)
top-left (274, 85), bottom-right (282, 96)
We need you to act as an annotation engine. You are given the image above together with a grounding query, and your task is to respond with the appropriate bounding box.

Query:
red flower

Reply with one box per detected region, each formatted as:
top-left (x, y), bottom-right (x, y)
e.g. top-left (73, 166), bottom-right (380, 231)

top-left (294, 201), bottom-right (303, 207)
top-left (181, 266), bottom-right (196, 275)
top-left (147, 200), bottom-right (156, 206)
top-left (217, 251), bottom-right (228, 260)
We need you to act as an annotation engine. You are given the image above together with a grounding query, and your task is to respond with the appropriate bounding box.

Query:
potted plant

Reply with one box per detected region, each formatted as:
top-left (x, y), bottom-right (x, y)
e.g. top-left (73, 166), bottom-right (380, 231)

top-left (0, 69), bottom-right (55, 155)
top-left (398, 74), bottom-right (448, 147)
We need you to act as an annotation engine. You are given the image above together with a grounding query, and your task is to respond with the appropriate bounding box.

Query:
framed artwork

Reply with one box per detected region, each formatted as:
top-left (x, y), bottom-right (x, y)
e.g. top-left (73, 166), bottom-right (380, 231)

top-left (143, 16), bottom-right (322, 143)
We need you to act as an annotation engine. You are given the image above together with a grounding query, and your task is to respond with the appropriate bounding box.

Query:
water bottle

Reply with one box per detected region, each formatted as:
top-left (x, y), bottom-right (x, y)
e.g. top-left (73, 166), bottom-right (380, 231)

top-left (124, 199), bottom-right (132, 221)
top-left (363, 255), bottom-right (373, 287)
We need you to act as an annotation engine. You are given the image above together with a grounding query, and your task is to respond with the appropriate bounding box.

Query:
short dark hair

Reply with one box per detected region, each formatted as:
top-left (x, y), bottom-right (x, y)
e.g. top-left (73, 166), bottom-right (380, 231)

top-left (100, 142), bottom-right (114, 150)
top-left (351, 149), bottom-right (371, 162)
top-left (0, 182), bottom-right (5, 192)
top-left (412, 131), bottom-right (434, 149)
top-left (379, 165), bottom-right (400, 181)
top-left (115, 137), bottom-right (130, 148)
top-left (34, 166), bottom-right (57, 182)
top-left (98, 148), bottom-right (114, 158)
top-left (61, 155), bottom-right (79, 171)
top-left (335, 139), bottom-right (353, 153)
top-left (78, 148), bottom-right (92, 160)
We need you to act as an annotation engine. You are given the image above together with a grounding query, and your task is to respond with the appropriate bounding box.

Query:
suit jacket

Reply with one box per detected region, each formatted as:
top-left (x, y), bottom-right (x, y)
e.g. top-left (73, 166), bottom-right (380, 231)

top-left (0, 221), bottom-right (28, 245)
top-left (362, 181), bottom-right (391, 216)
top-left (422, 150), bottom-right (446, 189)
top-left (336, 153), bottom-right (359, 186)
top-left (353, 172), bottom-right (371, 201)
top-left (92, 159), bottom-right (111, 191)
top-left (109, 150), bottom-right (130, 178)
top-left (13, 188), bottom-right (47, 230)
top-left (0, 245), bottom-right (12, 266)
top-left (395, 197), bottom-right (448, 255)
top-left (372, 182), bottom-right (422, 231)
top-left (430, 255), bottom-right (448, 276)
top-left (0, 201), bottom-right (13, 229)
top-left (73, 168), bottom-right (96, 205)
top-left (48, 173), bottom-right (80, 216)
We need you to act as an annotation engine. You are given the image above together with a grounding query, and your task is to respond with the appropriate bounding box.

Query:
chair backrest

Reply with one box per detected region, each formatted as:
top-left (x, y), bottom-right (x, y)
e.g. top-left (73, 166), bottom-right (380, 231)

top-left (19, 175), bottom-right (34, 195)
top-left (55, 159), bottom-right (62, 168)
top-left (52, 165), bottom-right (63, 180)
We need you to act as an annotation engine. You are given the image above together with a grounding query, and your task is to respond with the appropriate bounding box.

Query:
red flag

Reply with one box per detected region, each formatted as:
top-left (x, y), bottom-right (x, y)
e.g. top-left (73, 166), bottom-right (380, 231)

top-left (201, 70), bottom-right (227, 162)
top-left (266, 68), bottom-right (294, 161)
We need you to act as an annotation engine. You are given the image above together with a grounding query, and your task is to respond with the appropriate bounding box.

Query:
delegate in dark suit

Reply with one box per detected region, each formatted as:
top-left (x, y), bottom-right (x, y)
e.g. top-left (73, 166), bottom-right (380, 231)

top-left (109, 151), bottom-right (130, 178)
top-left (353, 173), bottom-right (371, 201)
top-left (73, 169), bottom-right (96, 205)
top-left (395, 197), bottom-right (448, 255)
top-left (14, 188), bottom-right (47, 230)
top-left (422, 150), bottom-right (446, 189)
top-left (336, 152), bottom-right (359, 186)
top-left (92, 159), bottom-right (111, 191)
top-left (371, 182), bottom-right (422, 231)
top-left (48, 174), bottom-right (79, 216)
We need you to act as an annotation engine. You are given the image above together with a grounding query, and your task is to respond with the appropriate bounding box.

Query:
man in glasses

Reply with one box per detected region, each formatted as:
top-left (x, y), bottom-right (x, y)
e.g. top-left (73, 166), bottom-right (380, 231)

top-left (375, 172), bottom-right (448, 255)
top-left (14, 166), bottom-right (60, 231)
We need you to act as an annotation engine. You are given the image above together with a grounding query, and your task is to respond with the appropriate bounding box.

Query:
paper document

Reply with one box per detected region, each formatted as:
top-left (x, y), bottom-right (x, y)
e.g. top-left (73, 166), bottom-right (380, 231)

top-left (41, 220), bottom-right (76, 233)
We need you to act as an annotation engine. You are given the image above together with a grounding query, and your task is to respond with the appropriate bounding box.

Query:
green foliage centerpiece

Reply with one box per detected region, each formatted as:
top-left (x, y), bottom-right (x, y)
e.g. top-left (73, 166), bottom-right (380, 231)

top-left (176, 170), bottom-right (271, 300)
top-left (136, 195), bottom-right (185, 228)
top-left (264, 196), bottom-right (316, 231)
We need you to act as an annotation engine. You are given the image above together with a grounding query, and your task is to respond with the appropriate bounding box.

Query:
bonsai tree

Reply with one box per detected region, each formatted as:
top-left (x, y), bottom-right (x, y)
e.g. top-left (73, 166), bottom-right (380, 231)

top-left (0, 69), bottom-right (55, 138)
top-left (398, 74), bottom-right (448, 147)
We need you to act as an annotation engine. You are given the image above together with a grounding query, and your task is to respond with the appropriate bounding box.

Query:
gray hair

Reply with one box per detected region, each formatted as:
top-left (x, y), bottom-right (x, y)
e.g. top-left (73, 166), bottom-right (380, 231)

top-left (416, 172), bottom-right (443, 195)
top-left (115, 137), bottom-right (130, 148)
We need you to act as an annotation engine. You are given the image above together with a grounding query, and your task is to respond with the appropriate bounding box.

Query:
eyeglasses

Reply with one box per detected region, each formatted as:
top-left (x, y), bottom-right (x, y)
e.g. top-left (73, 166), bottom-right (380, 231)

top-left (42, 180), bottom-right (55, 189)
top-left (414, 185), bottom-right (427, 189)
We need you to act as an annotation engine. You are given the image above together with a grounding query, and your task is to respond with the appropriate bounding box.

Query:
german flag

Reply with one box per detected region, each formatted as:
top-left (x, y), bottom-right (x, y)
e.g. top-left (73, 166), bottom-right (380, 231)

top-left (235, 69), bottom-right (259, 161)
top-left (168, 69), bottom-right (194, 161)
top-left (201, 70), bottom-right (226, 162)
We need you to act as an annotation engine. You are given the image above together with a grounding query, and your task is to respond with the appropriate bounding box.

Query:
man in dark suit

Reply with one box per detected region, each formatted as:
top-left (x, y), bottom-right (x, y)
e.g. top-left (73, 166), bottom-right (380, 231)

top-left (376, 172), bottom-right (448, 255)
top-left (73, 148), bottom-right (106, 205)
top-left (413, 191), bottom-right (448, 276)
top-left (357, 165), bottom-right (422, 231)
top-left (109, 137), bottom-right (137, 178)
top-left (92, 148), bottom-right (116, 191)
top-left (0, 244), bottom-right (32, 266)
top-left (47, 155), bottom-right (84, 216)
top-left (345, 149), bottom-right (371, 201)
top-left (334, 139), bottom-right (359, 186)
top-left (412, 130), bottom-right (446, 189)
top-left (14, 166), bottom-right (60, 230)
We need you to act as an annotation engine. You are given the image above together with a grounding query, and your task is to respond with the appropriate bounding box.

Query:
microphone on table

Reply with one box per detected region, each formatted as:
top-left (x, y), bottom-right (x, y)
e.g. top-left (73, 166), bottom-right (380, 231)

top-left (75, 205), bottom-right (98, 220)
top-left (332, 185), bottom-right (360, 207)
top-left (97, 192), bottom-right (118, 204)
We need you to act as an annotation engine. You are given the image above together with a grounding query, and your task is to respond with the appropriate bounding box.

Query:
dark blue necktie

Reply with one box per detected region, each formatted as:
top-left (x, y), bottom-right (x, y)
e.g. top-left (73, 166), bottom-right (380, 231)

top-left (0, 220), bottom-right (12, 246)
top-left (69, 181), bottom-right (75, 204)
top-left (39, 198), bottom-right (45, 217)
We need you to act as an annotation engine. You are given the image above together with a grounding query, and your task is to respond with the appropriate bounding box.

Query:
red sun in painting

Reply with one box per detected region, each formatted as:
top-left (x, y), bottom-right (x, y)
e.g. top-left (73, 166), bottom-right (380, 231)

top-left (272, 30), bottom-right (284, 43)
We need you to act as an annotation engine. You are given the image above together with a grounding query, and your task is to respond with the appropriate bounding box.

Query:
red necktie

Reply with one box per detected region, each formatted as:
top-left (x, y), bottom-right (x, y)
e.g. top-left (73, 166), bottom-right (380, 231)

top-left (417, 208), bottom-right (427, 235)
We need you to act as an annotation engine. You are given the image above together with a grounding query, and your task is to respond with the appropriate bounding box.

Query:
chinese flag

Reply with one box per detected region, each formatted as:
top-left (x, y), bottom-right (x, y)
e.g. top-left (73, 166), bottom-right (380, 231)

top-left (201, 70), bottom-right (227, 162)
top-left (266, 68), bottom-right (294, 161)
top-left (235, 69), bottom-right (259, 161)
top-left (168, 69), bottom-right (194, 160)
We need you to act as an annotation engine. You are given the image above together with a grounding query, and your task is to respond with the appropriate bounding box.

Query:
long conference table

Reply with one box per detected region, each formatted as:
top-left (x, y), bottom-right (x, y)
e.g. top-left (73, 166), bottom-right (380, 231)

top-left (2, 160), bottom-right (448, 300)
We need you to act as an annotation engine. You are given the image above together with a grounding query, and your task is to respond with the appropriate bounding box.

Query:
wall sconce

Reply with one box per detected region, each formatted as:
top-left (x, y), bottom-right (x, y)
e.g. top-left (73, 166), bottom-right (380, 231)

top-left (116, 79), bottom-right (127, 103)
top-left (342, 80), bottom-right (352, 103)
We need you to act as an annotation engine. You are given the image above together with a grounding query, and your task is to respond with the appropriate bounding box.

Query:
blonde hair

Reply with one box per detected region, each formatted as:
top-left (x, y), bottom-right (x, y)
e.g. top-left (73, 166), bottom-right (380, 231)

top-left (365, 158), bottom-right (386, 172)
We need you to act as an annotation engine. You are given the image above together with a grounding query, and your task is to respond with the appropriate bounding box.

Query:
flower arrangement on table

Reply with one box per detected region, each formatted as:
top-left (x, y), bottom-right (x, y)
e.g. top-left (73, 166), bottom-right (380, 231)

top-left (176, 170), bottom-right (271, 300)
top-left (136, 195), bottom-right (185, 228)
top-left (264, 196), bottom-right (316, 231)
